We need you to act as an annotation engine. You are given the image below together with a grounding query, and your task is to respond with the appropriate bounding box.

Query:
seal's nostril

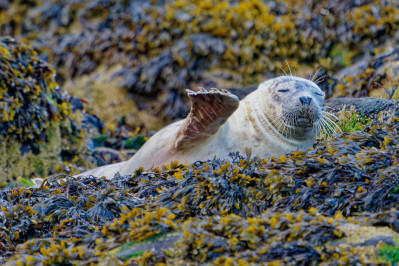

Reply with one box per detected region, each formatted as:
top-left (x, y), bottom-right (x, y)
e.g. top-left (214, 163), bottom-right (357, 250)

top-left (299, 96), bottom-right (312, 105)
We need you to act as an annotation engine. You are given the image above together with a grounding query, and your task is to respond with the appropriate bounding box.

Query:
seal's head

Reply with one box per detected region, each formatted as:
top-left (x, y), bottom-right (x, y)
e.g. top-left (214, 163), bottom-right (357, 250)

top-left (261, 76), bottom-right (326, 141)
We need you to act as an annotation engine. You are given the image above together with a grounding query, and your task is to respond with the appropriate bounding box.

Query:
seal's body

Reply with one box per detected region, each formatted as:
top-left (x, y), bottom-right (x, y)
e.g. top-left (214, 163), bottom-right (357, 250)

top-left (78, 76), bottom-right (326, 178)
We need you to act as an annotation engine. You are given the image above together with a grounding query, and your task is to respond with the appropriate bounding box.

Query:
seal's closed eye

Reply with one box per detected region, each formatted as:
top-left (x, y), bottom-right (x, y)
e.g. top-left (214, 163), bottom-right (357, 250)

top-left (278, 89), bottom-right (289, 92)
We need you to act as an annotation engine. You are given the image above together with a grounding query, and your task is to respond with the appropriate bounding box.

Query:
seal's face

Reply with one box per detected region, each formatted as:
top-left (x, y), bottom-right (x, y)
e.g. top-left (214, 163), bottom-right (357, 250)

top-left (265, 76), bottom-right (325, 141)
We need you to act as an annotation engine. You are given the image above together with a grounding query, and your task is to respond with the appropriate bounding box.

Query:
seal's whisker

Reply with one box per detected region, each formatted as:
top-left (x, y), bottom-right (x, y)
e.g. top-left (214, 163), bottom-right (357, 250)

top-left (276, 121), bottom-right (284, 133)
top-left (280, 67), bottom-right (289, 76)
top-left (324, 113), bottom-right (340, 132)
top-left (273, 118), bottom-right (283, 128)
top-left (324, 115), bottom-right (342, 133)
top-left (310, 112), bottom-right (315, 125)
top-left (322, 119), bottom-right (334, 135)
top-left (269, 114), bottom-right (283, 128)
top-left (293, 112), bottom-right (299, 137)
top-left (322, 113), bottom-right (339, 129)
top-left (283, 114), bottom-right (289, 137)
top-left (322, 116), bottom-right (339, 136)
top-left (317, 121), bottom-right (324, 136)
top-left (320, 107), bottom-right (334, 113)
top-left (322, 121), bottom-right (331, 136)
top-left (293, 112), bottom-right (297, 126)
top-left (314, 123), bottom-right (318, 136)
top-left (277, 121), bottom-right (284, 133)
top-left (275, 114), bottom-right (287, 129)
top-left (293, 112), bottom-right (298, 127)
top-left (314, 75), bottom-right (326, 84)
top-left (281, 115), bottom-right (288, 136)
top-left (286, 112), bottom-right (292, 126)
top-left (281, 121), bottom-right (287, 136)
top-left (316, 118), bottom-right (329, 137)
top-left (315, 120), bottom-right (323, 137)
top-left (321, 105), bottom-right (333, 111)
top-left (283, 112), bottom-right (295, 136)
top-left (286, 60), bottom-right (293, 76)
top-left (314, 120), bottom-right (322, 136)
top-left (271, 115), bottom-right (285, 133)
top-left (319, 117), bottom-right (332, 132)
top-left (323, 111), bottom-right (340, 121)
top-left (311, 67), bottom-right (322, 82)
top-left (318, 119), bottom-right (330, 137)
top-left (277, 117), bottom-right (286, 130)
top-left (288, 113), bottom-right (294, 138)
top-left (316, 121), bottom-right (323, 136)
top-left (314, 74), bottom-right (326, 82)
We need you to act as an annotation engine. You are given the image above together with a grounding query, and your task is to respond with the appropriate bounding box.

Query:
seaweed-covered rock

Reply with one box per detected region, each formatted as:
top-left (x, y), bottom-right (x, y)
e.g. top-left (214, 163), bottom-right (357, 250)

top-left (2, 0), bottom-right (399, 264)
top-left (179, 211), bottom-right (347, 264)
top-left (1, 0), bottom-right (399, 126)
top-left (1, 113), bottom-right (399, 264)
top-left (0, 37), bottom-right (69, 142)
top-left (0, 37), bottom-right (84, 182)
top-left (332, 48), bottom-right (399, 99)
top-left (0, 38), bottom-right (127, 182)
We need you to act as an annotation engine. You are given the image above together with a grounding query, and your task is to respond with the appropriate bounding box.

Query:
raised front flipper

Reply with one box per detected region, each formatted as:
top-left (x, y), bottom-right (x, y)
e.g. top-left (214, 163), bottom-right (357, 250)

top-left (174, 87), bottom-right (239, 150)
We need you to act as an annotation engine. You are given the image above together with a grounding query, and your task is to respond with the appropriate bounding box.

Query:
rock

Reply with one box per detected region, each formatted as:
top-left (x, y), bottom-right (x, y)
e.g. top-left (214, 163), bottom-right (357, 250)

top-left (327, 97), bottom-right (399, 121)
top-left (331, 48), bottom-right (399, 99)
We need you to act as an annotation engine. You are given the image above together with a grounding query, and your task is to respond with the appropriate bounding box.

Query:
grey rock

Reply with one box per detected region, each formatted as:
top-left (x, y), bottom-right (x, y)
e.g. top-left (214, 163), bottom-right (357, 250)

top-left (352, 235), bottom-right (397, 247)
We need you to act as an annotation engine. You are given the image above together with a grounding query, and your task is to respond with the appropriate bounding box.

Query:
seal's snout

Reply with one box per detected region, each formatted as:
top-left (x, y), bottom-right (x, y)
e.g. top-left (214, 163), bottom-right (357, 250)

top-left (299, 96), bottom-right (312, 105)
top-left (295, 95), bottom-right (318, 127)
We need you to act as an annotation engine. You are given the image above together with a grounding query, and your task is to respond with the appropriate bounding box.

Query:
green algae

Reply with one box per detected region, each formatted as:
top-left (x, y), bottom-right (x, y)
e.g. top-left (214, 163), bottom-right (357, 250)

top-left (379, 242), bottom-right (399, 264)
top-left (329, 44), bottom-right (353, 68)
top-left (338, 110), bottom-right (372, 133)
top-left (124, 134), bottom-right (147, 150)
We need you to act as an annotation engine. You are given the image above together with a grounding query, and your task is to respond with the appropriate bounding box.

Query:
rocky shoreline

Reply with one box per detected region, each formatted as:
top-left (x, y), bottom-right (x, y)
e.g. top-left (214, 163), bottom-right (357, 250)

top-left (1, 0), bottom-right (399, 264)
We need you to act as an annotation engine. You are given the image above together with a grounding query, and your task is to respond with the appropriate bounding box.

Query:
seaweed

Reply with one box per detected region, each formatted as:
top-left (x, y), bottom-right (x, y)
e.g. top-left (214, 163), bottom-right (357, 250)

top-left (2, 0), bottom-right (399, 264)
top-left (1, 115), bottom-right (399, 264)
top-left (2, 0), bottom-right (399, 124)
top-left (0, 37), bottom-right (70, 143)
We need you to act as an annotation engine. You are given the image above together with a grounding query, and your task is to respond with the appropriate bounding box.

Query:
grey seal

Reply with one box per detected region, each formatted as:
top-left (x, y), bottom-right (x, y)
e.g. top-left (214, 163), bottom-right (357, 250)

top-left (77, 76), bottom-right (330, 178)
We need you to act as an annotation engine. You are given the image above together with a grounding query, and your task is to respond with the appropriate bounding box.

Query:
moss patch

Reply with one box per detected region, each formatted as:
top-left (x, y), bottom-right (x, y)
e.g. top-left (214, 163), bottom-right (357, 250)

top-left (338, 109), bottom-right (372, 133)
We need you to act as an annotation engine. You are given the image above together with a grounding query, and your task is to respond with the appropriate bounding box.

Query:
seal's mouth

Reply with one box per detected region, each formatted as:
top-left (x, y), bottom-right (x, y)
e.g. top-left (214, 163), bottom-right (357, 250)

top-left (280, 115), bottom-right (315, 129)
top-left (296, 117), bottom-right (313, 127)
